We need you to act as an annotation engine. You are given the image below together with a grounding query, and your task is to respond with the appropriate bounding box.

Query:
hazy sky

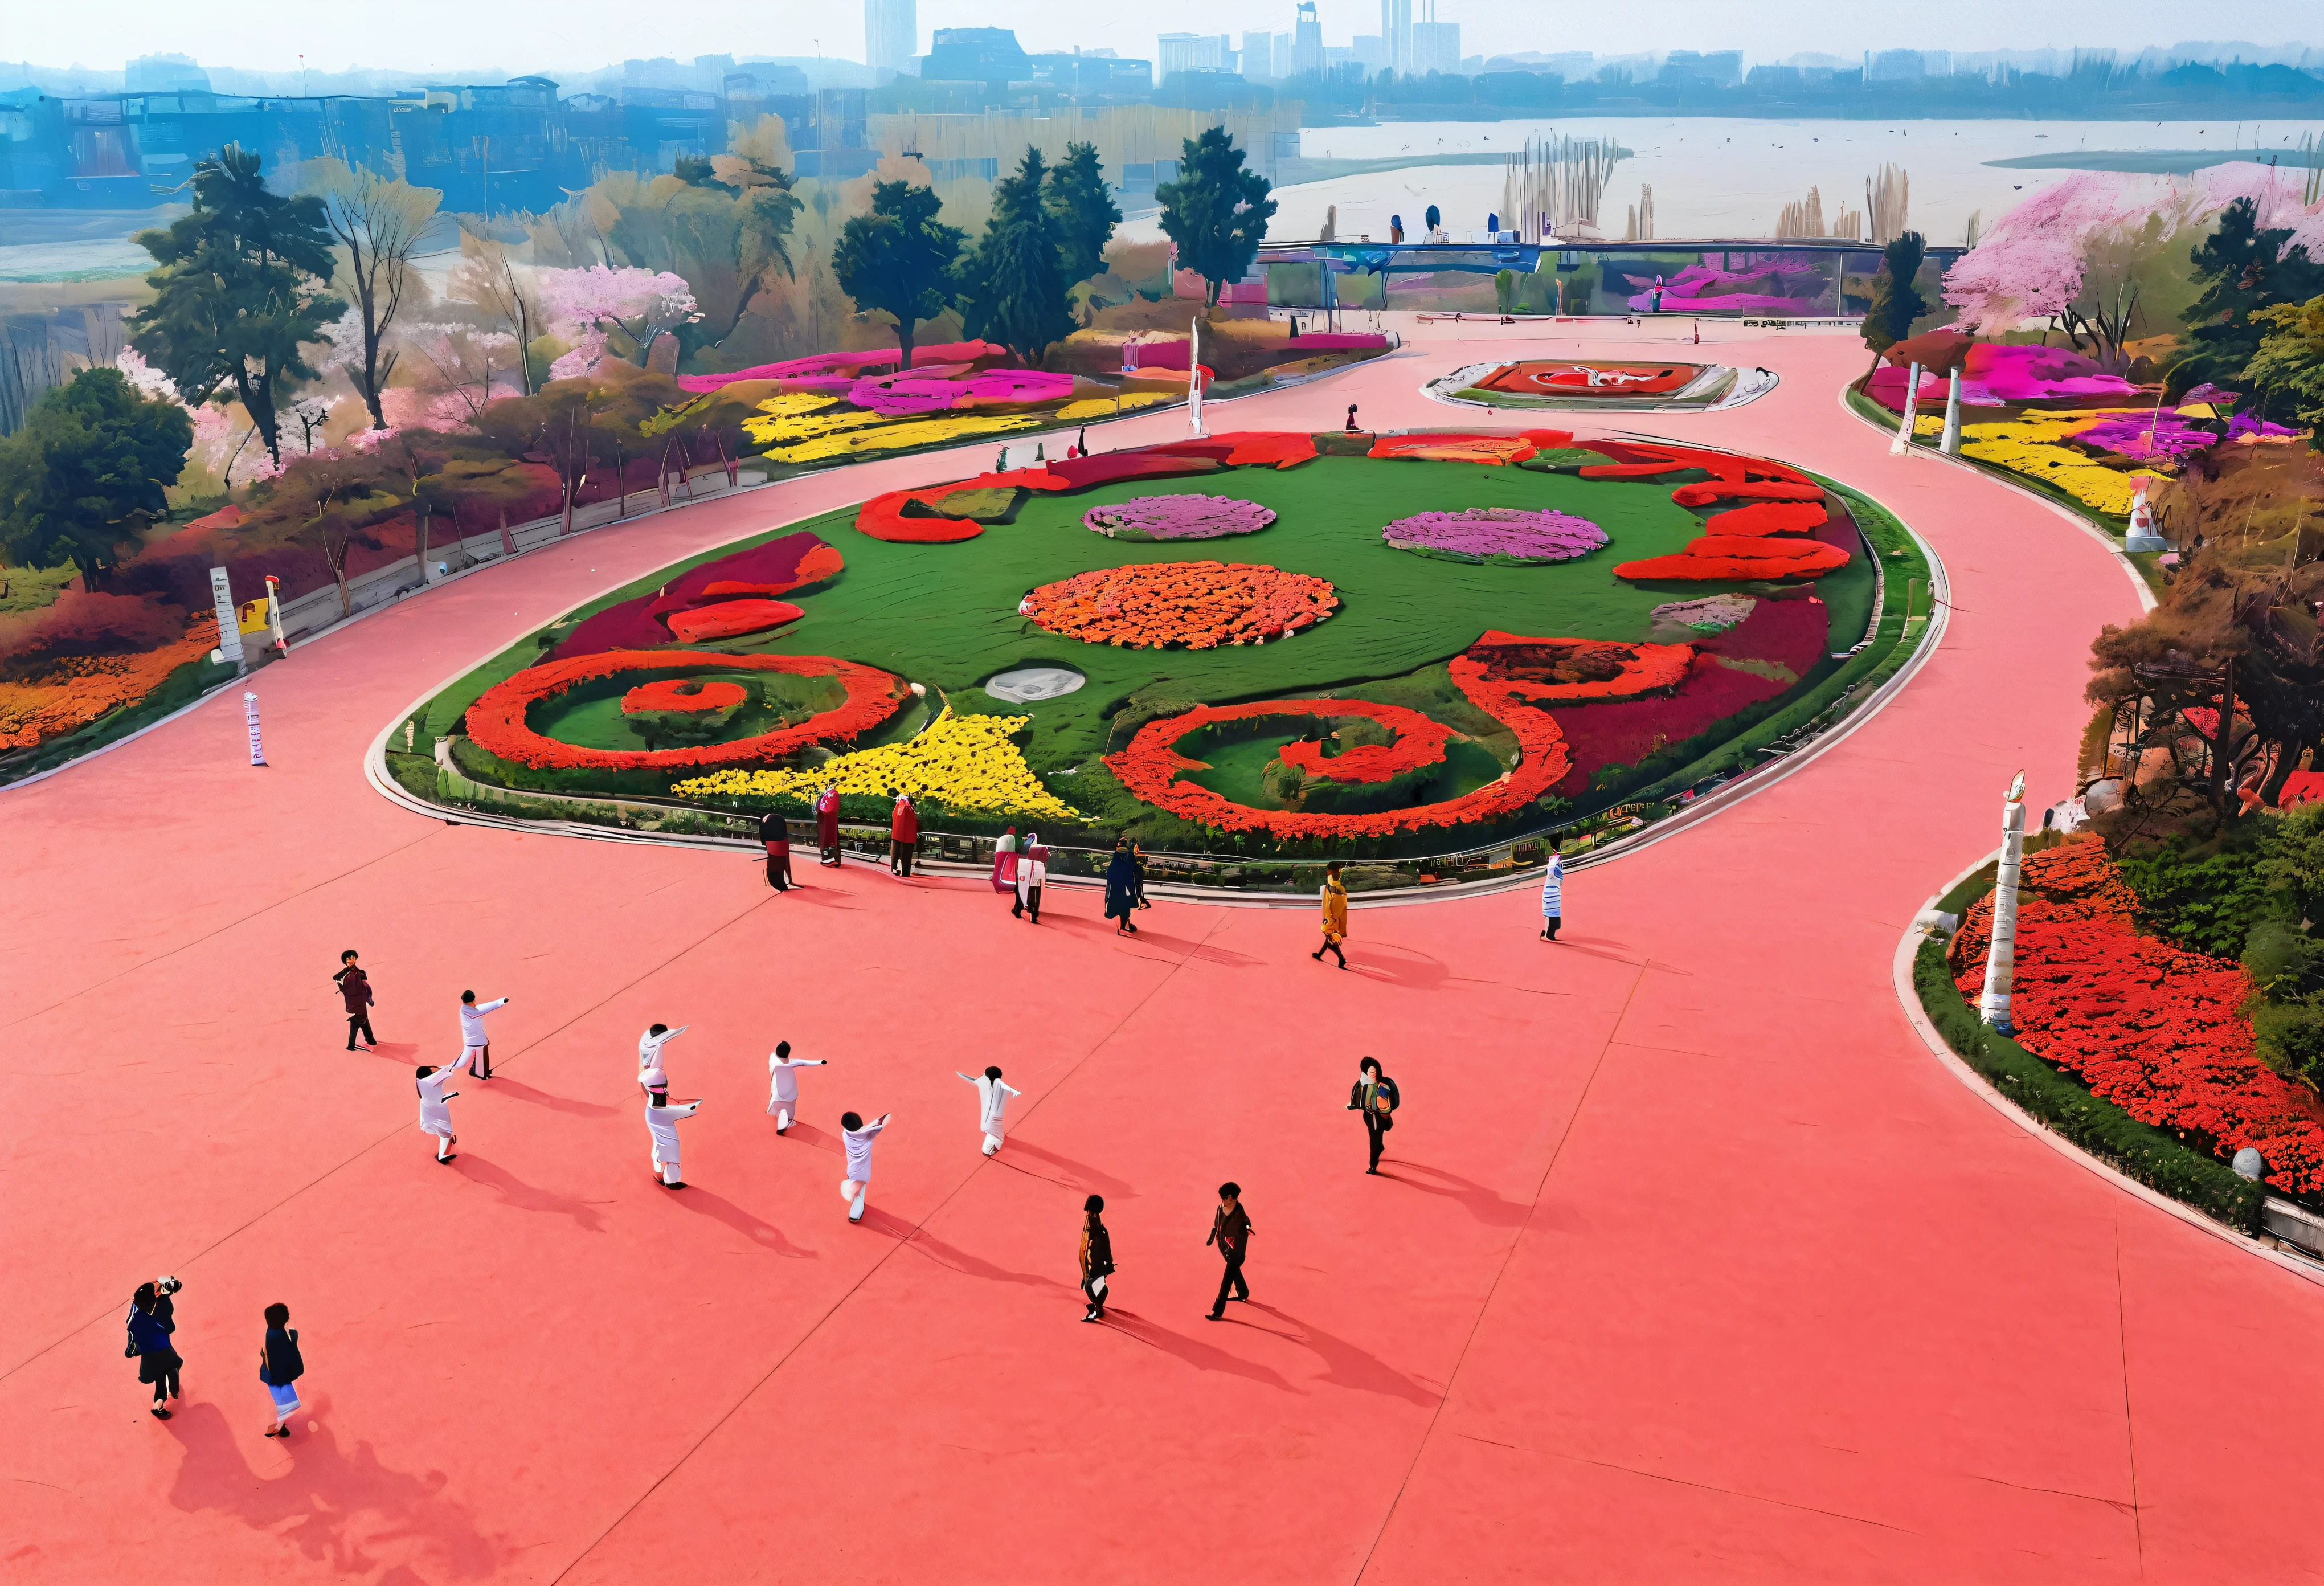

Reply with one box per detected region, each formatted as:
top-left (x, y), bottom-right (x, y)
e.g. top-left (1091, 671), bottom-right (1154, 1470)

top-left (11, 0), bottom-right (2313, 75)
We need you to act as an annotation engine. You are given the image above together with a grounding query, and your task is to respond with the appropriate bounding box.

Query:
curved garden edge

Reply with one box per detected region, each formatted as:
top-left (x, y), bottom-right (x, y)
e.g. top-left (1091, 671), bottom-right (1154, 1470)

top-left (364, 451), bottom-right (1949, 906)
top-left (1834, 379), bottom-right (2159, 617)
top-left (1890, 881), bottom-right (2324, 1288)
top-left (1418, 362), bottom-right (1780, 415)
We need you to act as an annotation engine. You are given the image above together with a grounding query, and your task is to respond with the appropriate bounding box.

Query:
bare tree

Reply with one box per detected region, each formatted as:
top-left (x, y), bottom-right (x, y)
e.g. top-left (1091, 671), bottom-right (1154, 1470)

top-left (312, 158), bottom-right (441, 430)
top-left (450, 225), bottom-right (542, 394)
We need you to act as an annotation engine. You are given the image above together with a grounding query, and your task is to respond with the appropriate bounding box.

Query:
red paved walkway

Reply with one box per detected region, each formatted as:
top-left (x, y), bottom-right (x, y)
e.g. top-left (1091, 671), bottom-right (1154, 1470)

top-left (4, 322), bottom-right (2317, 1583)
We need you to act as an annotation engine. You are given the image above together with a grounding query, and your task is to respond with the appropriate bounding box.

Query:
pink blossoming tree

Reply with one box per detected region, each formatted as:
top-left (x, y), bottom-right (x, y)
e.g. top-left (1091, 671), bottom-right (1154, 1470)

top-left (537, 265), bottom-right (702, 378)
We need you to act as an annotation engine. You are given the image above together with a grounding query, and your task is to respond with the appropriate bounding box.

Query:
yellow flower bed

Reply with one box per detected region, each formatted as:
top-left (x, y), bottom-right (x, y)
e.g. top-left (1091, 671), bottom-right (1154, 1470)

top-left (763, 412), bottom-right (1037, 464)
top-left (1958, 437), bottom-right (2161, 514)
top-left (675, 706), bottom-right (1080, 821)
top-left (1057, 394), bottom-right (1172, 420)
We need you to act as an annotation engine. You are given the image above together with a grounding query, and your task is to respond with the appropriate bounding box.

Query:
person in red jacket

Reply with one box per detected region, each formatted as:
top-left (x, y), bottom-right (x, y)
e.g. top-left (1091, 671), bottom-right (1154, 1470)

top-left (333, 950), bottom-right (376, 1051)
top-left (890, 793), bottom-right (919, 878)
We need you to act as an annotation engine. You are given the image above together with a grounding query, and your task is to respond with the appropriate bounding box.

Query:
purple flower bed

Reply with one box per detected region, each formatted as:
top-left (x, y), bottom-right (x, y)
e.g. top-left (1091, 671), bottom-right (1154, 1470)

top-left (1083, 494), bottom-right (1276, 541)
top-left (2075, 408), bottom-right (2299, 460)
top-left (1381, 507), bottom-right (1607, 564)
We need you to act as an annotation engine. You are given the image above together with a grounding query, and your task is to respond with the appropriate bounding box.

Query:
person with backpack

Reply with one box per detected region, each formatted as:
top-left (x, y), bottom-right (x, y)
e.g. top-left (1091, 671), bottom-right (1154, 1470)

top-left (1347, 1057), bottom-right (1401, 1174)
top-left (257, 1302), bottom-right (305, 1438)
top-left (333, 950), bottom-right (377, 1051)
top-left (1079, 1195), bottom-right (1115, 1322)
top-left (126, 1281), bottom-right (182, 1419)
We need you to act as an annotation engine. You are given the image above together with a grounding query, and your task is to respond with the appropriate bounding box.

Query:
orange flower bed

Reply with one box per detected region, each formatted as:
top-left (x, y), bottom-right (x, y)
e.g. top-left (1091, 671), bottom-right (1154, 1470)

top-left (1368, 434), bottom-right (1539, 465)
top-left (1454, 630), bottom-right (1695, 701)
top-left (664, 599), bottom-right (803, 644)
top-left (1705, 500), bottom-right (1830, 537)
top-left (468, 649), bottom-right (905, 772)
top-left (621, 678), bottom-right (748, 714)
top-left (855, 470), bottom-right (1071, 542)
top-left (0, 611), bottom-right (218, 750)
top-left (1020, 561), bottom-right (1337, 649)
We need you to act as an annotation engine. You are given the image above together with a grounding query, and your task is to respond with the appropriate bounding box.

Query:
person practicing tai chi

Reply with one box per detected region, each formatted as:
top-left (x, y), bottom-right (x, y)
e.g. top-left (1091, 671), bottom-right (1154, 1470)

top-left (333, 950), bottom-right (377, 1051)
top-left (1347, 1057), bottom-right (1401, 1174)
top-left (637, 1023), bottom-right (686, 1103)
top-left (1540, 837), bottom-right (1564, 942)
top-left (760, 808), bottom-right (793, 892)
top-left (956, 1065), bottom-right (1023, 1156)
top-left (1312, 862), bottom-right (1350, 968)
top-left (458, 989), bottom-right (509, 1080)
top-left (1205, 1182), bottom-right (1254, 1320)
top-left (1103, 839), bottom-right (1145, 935)
top-left (1013, 832), bottom-right (1049, 923)
top-left (645, 1089), bottom-right (701, 1188)
top-left (256, 1302), bottom-right (305, 1438)
top-left (1079, 1195), bottom-right (1115, 1322)
top-left (838, 1110), bottom-right (890, 1223)
top-left (415, 1050), bottom-right (475, 1163)
top-left (815, 784), bottom-right (843, 866)
top-left (766, 1040), bottom-right (827, 1133)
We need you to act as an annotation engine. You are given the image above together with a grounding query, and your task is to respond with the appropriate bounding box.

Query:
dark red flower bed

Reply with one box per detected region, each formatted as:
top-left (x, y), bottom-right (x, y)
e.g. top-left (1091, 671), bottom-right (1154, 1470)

top-left (551, 533), bottom-right (844, 659)
top-left (1951, 842), bottom-right (2324, 1196)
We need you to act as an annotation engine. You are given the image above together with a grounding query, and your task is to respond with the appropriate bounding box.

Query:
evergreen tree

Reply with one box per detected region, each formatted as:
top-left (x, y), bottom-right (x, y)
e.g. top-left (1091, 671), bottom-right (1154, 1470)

top-left (1045, 141), bottom-right (1122, 287)
top-left (1862, 231), bottom-right (1928, 373)
top-left (2175, 198), bottom-right (2324, 398)
top-left (961, 148), bottom-right (1073, 362)
top-left (128, 145), bottom-right (343, 465)
top-left (832, 180), bottom-right (967, 370)
top-left (0, 368), bottom-right (194, 588)
top-left (1156, 128), bottom-right (1276, 308)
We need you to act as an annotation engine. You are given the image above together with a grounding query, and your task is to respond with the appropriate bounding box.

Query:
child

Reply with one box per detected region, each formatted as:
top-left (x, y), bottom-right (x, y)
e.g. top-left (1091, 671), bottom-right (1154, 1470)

top-left (416, 1051), bottom-right (475, 1163)
top-left (257, 1302), bottom-right (305, 1438)
top-left (766, 1041), bottom-right (828, 1133)
top-left (838, 1111), bottom-right (890, 1223)
top-left (646, 1091), bottom-right (701, 1188)
top-left (459, 989), bottom-right (509, 1080)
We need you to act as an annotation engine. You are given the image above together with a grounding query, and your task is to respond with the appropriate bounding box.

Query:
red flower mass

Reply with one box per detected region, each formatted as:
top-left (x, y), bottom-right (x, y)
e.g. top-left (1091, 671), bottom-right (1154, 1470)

top-left (621, 678), bottom-right (748, 714)
top-left (1269, 701), bottom-right (1454, 783)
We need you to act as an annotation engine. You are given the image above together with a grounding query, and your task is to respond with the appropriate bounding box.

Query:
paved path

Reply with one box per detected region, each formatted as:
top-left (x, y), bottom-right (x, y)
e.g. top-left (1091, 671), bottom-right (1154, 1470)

top-left (5, 320), bottom-right (2316, 1584)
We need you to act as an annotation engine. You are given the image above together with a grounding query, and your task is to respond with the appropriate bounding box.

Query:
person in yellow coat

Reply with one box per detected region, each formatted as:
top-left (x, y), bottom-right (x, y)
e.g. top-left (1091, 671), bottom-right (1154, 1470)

top-left (1312, 863), bottom-right (1349, 969)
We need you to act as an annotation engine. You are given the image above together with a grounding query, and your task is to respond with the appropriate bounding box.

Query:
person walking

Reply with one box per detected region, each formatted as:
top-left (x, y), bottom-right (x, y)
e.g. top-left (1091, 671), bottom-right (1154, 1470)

top-left (838, 1111), bottom-right (890, 1223)
top-left (815, 785), bottom-right (843, 866)
top-left (889, 794), bottom-right (919, 878)
top-left (955, 1065), bottom-right (1022, 1157)
top-left (1347, 1057), bottom-right (1401, 1174)
top-left (257, 1302), bottom-right (305, 1438)
top-left (126, 1281), bottom-right (182, 1419)
top-left (1312, 863), bottom-right (1349, 968)
top-left (637, 1023), bottom-right (686, 1103)
top-left (1204, 1182), bottom-right (1253, 1319)
top-left (334, 950), bottom-right (377, 1051)
top-left (766, 1041), bottom-right (828, 1133)
top-left (645, 1090), bottom-right (701, 1188)
top-left (760, 809), bottom-right (794, 892)
top-left (1389, 213), bottom-right (1405, 244)
top-left (1079, 1195), bottom-right (1115, 1322)
top-left (1103, 839), bottom-right (1145, 935)
top-left (1013, 833), bottom-right (1049, 923)
top-left (415, 1051), bottom-right (474, 1163)
top-left (459, 989), bottom-right (509, 1081)
top-left (1540, 839), bottom-right (1564, 942)
top-left (992, 827), bottom-right (1020, 901)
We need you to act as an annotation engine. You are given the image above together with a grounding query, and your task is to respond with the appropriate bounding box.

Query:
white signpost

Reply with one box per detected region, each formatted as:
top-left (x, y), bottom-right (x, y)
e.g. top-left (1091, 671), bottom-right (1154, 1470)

top-left (208, 566), bottom-right (244, 671)
top-left (243, 691), bottom-right (266, 767)
top-left (1189, 317), bottom-right (1206, 438)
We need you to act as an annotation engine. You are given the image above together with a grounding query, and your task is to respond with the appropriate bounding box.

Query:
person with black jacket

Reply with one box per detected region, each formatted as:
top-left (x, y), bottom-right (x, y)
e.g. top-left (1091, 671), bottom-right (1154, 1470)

top-left (334, 950), bottom-right (376, 1050)
top-left (1079, 1195), bottom-right (1115, 1322)
top-left (258, 1302), bottom-right (305, 1438)
top-left (126, 1281), bottom-right (182, 1419)
top-left (759, 810), bottom-right (793, 892)
top-left (1348, 1057), bottom-right (1400, 1174)
top-left (1204, 1183), bottom-right (1253, 1319)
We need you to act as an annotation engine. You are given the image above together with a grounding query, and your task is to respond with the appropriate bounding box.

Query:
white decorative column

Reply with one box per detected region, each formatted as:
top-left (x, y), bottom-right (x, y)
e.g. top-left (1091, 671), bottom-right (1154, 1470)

top-left (1979, 772), bottom-right (2027, 1034)
top-left (1889, 362), bottom-right (1922, 456)
top-left (244, 691), bottom-right (267, 767)
top-left (1189, 316), bottom-right (1206, 438)
top-left (1940, 367), bottom-right (1964, 455)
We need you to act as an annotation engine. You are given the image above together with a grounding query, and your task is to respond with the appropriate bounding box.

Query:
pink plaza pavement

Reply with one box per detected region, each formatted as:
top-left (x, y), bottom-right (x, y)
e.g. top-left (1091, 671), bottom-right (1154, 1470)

top-left (4, 318), bottom-right (2321, 1584)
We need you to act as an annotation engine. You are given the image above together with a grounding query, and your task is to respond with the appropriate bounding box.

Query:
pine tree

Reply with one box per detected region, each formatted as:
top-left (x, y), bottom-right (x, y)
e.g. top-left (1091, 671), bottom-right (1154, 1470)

top-left (961, 148), bottom-right (1073, 362)
top-left (1045, 142), bottom-right (1122, 288)
top-left (2175, 198), bottom-right (2324, 398)
top-left (832, 181), bottom-right (966, 370)
top-left (1157, 128), bottom-right (1277, 308)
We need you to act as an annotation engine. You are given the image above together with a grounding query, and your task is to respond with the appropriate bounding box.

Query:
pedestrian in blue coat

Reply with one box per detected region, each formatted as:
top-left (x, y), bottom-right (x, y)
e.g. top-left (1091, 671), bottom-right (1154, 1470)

top-left (1540, 839), bottom-right (1564, 942)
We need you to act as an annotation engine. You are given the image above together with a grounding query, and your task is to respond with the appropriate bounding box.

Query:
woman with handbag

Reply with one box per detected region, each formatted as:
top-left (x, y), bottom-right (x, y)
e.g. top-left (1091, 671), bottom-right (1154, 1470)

top-left (257, 1302), bottom-right (305, 1438)
top-left (1079, 1195), bottom-right (1116, 1322)
top-left (1348, 1057), bottom-right (1400, 1175)
top-left (126, 1282), bottom-right (181, 1420)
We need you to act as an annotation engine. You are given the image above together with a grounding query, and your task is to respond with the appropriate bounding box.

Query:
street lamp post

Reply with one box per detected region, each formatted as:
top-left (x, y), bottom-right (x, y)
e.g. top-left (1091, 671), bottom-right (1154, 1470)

top-left (1979, 771), bottom-right (2027, 1035)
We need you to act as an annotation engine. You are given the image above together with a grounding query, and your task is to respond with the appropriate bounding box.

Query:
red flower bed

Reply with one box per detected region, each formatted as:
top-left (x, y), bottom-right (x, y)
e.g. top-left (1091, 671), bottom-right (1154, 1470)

top-left (854, 470), bottom-right (1072, 542)
top-left (622, 678), bottom-right (748, 714)
top-left (1615, 536), bottom-right (1852, 582)
top-left (1951, 842), bottom-right (2324, 1196)
top-left (1021, 561), bottom-right (1337, 649)
top-left (469, 649), bottom-right (905, 772)
top-left (1580, 440), bottom-right (1814, 485)
top-left (1103, 643), bottom-right (1572, 839)
top-left (664, 599), bottom-right (804, 644)
top-left (551, 533), bottom-right (842, 659)
top-left (1705, 500), bottom-right (1830, 536)
top-left (1670, 480), bottom-right (1827, 506)
top-left (1266, 701), bottom-right (1454, 783)
top-left (1139, 433), bottom-right (1320, 470)
top-left (1043, 453), bottom-right (1224, 490)
top-left (1458, 630), bottom-right (1695, 702)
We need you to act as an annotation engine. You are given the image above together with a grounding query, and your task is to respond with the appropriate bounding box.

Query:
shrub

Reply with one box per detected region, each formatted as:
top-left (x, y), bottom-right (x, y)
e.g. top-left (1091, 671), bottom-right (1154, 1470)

top-left (2251, 999), bottom-right (2324, 1089)
top-left (0, 591), bottom-right (186, 678)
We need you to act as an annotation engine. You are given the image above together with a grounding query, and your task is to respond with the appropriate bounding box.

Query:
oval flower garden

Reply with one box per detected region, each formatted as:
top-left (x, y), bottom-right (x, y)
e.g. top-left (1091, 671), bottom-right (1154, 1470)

top-left (404, 423), bottom-right (1928, 874)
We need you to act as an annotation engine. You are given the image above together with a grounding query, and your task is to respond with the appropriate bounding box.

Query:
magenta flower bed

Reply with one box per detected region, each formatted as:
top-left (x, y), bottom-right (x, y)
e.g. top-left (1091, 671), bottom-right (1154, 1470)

top-left (2075, 409), bottom-right (2298, 459)
top-left (846, 366), bottom-right (1075, 415)
top-left (672, 341), bottom-right (1010, 392)
top-left (1381, 507), bottom-right (1607, 564)
top-left (1868, 342), bottom-right (2142, 415)
top-left (1546, 592), bottom-right (1830, 795)
top-left (1083, 495), bottom-right (1276, 541)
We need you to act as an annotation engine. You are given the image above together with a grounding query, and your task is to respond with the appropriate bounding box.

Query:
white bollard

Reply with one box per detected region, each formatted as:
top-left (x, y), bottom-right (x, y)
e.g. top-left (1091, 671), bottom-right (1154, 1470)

top-left (1979, 772), bottom-right (2027, 1033)
top-left (244, 691), bottom-right (267, 767)
top-left (1889, 362), bottom-right (1922, 456)
top-left (1940, 368), bottom-right (1964, 455)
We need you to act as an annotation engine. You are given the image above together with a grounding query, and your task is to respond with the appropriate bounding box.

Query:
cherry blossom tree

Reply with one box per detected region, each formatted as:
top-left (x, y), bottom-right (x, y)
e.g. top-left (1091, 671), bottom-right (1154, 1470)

top-left (537, 265), bottom-right (702, 378)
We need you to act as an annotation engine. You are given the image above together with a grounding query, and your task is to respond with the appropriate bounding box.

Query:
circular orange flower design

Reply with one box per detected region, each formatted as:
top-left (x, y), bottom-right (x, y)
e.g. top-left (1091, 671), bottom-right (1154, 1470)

top-left (1018, 561), bottom-right (1337, 649)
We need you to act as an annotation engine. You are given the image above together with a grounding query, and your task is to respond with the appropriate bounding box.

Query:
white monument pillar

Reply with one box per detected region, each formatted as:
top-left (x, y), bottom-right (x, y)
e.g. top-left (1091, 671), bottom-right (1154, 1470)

top-left (207, 566), bottom-right (244, 674)
top-left (1979, 771), bottom-right (2027, 1034)
top-left (1189, 316), bottom-right (1206, 438)
top-left (1940, 367), bottom-right (1964, 455)
top-left (243, 691), bottom-right (267, 767)
top-left (1889, 362), bottom-right (1922, 456)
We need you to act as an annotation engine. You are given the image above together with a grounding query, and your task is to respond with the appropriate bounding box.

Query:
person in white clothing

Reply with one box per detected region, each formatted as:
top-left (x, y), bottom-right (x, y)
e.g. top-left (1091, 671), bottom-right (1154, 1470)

top-left (766, 1040), bottom-right (828, 1133)
top-left (459, 990), bottom-right (510, 1080)
top-left (638, 1023), bottom-right (686, 1102)
top-left (415, 1050), bottom-right (476, 1163)
top-left (956, 1065), bottom-right (1022, 1156)
top-left (838, 1111), bottom-right (889, 1223)
top-left (1539, 838), bottom-right (1564, 943)
top-left (645, 1091), bottom-right (701, 1188)
top-left (1012, 833), bottom-right (1049, 923)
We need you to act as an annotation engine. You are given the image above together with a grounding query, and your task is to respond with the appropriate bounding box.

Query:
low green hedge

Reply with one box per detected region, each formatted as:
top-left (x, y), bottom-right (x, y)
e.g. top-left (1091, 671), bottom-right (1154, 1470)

top-left (1912, 933), bottom-right (2263, 1232)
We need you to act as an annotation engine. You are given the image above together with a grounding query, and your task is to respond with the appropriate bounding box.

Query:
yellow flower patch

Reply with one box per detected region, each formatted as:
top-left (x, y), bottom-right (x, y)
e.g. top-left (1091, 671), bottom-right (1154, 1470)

top-left (676, 706), bottom-right (1081, 821)
top-left (1958, 437), bottom-right (2161, 514)
top-left (762, 413), bottom-right (1037, 464)
top-left (1057, 394), bottom-right (1172, 420)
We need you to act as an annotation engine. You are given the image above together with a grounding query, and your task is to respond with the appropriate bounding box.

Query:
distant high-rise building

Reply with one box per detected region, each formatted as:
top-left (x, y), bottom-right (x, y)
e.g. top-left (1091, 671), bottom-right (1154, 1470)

top-left (1270, 32), bottom-right (1295, 80)
top-left (866, 0), bottom-right (918, 73)
top-left (1294, 2), bottom-right (1324, 77)
top-left (1243, 31), bottom-right (1276, 78)
top-left (1380, 0), bottom-right (1413, 76)
top-left (1411, 19), bottom-right (1459, 76)
top-left (1157, 32), bottom-right (1228, 80)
